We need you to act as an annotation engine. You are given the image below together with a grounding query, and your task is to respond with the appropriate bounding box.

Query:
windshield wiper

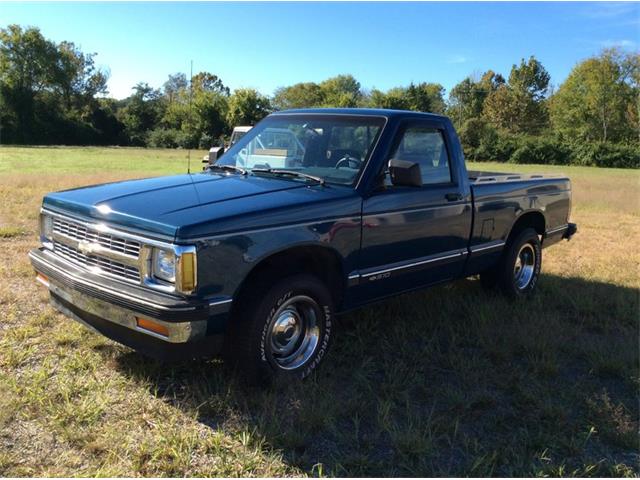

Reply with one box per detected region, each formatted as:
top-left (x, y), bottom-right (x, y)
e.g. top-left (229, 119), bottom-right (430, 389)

top-left (208, 164), bottom-right (248, 175)
top-left (252, 168), bottom-right (325, 186)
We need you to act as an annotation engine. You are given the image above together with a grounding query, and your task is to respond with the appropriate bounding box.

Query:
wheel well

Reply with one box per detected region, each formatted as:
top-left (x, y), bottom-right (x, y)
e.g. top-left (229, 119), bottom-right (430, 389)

top-left (232, 245), bottom-right (345, 312)
top-left (507, 211), bottom-right (545, 244)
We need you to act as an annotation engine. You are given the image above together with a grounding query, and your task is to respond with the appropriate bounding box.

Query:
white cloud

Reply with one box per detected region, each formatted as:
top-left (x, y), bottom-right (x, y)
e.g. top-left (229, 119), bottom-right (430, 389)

top-left (583, 2), bottom-right (638, 19)
top-left (447, 55), bottom-right (468, 64)
top-left (600, 39), bottom-right (637, 48)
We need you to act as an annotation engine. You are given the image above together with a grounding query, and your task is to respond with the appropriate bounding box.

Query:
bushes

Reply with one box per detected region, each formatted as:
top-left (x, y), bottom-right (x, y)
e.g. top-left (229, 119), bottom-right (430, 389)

top-left (569, 142), bottom-right (640, 169)
top-left (147, 128), bottom-right (184, 148)
top-left (508, 138), bottom-right (639, 168)
top-left (509, 137), bottom-right (571, 165)
top-left (459, 119), bottom-right (639, 168)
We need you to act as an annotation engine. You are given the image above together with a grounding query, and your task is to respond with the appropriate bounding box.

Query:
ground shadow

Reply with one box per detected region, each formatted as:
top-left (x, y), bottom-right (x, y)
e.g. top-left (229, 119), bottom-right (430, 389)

top-left (112, 274), bottom-right (639, 476)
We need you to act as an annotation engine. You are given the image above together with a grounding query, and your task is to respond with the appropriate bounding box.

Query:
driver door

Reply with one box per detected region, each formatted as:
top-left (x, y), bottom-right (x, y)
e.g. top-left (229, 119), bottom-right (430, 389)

top-left (356, 119), bottom-right (472, 299)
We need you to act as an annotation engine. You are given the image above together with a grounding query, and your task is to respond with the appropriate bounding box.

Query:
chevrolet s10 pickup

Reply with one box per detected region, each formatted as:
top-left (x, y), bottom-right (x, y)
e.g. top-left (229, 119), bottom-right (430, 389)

top-left (30, 109), bottom-right (577, 381)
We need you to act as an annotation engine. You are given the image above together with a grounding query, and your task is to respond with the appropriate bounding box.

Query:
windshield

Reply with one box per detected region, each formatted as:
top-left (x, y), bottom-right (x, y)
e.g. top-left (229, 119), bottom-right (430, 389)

top-left (229, 129), bottom-right (249, 145)
top-left (215, 114), bottom-right (385, 186)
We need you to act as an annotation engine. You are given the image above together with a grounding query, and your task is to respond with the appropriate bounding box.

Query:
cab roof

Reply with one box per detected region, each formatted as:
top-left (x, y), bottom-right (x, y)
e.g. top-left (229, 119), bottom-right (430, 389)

top-left (271, 107), bottom-right (447, 121)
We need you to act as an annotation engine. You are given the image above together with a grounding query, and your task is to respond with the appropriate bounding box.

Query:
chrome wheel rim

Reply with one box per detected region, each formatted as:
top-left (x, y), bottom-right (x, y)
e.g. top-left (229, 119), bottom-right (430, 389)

top-left (267, 295), bottom-right (320, 370)
top-left (514, 244), bottom-right (536, 290)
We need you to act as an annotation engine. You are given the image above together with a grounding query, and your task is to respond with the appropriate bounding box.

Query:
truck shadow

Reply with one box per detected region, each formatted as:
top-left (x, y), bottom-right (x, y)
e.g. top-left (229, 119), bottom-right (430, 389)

top-left (112, 274), bottom-right (639, 476)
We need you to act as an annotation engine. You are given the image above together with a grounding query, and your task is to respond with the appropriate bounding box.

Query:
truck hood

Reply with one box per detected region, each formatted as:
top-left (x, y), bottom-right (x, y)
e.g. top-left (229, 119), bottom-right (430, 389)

top-left (43, 172), bottom-right (359, 240)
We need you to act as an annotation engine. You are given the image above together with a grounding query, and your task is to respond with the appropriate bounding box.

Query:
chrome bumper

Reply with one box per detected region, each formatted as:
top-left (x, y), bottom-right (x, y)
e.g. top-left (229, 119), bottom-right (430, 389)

top-left (43, 274), bottom-right (207, 343)
top-left (29, 248), bottom-right (230, 358)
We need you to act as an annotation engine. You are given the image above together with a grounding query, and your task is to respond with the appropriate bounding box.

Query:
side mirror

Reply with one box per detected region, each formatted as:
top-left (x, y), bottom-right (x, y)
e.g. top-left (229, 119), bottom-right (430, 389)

top-left (388, 159), bottom-right (422, 187)
top-left (207, 146), bottom-right (225, 164)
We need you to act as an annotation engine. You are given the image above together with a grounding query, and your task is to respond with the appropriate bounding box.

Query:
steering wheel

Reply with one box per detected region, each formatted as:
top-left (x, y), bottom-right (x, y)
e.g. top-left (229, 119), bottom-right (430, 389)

top-left (335, 155), bottom-right (363, 170)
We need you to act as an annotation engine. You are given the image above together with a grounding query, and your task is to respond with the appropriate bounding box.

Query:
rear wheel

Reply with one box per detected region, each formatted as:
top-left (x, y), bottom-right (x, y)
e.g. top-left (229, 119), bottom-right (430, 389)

top-left (480, 228), bottom-right (542, 298)
top-left (225, 273), bottom-right (334, 383)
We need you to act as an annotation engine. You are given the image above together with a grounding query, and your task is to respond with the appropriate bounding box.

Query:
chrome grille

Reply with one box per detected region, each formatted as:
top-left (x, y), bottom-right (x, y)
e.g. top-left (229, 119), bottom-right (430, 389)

top-left (53, 217), bottom-right (140, 258)
top-left (53, 240), bottom-right (141, 282)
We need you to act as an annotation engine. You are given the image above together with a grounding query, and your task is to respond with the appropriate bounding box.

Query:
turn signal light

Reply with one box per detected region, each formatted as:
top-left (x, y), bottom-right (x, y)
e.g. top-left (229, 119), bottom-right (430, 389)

top-left (136, 317), bottom-right (169, 337)
top-left (179, 252), bottom-right (196, 292)
top-left (36, 273), bottom-right (49, 287)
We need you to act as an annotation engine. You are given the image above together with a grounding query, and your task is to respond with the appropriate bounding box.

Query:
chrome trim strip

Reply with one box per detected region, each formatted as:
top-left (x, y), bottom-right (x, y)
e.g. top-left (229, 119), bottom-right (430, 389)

top-left (362, 249), bottom-right (467, 279)
top-left (545, 224), bottom-right (569, 235)
top-left (209, 298), bottom-right (233, 307)
top-left (469, 241), bottom-right (506, 254)
top-left (347, 272), bottom-right (360, 287)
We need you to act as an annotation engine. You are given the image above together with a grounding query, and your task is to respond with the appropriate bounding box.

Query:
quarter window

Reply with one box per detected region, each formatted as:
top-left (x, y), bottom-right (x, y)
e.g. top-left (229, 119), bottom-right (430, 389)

top-left (390, 126), bottom-right (451, 185)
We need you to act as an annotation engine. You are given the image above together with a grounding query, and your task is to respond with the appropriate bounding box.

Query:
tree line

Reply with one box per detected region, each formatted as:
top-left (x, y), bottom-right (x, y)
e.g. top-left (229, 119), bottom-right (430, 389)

top-left (1, 24), bottom-right (638, 168)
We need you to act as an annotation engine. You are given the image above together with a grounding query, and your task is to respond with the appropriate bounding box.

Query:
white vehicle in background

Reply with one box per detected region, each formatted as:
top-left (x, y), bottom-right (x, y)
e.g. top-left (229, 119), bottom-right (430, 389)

top-left (204, 126), bottom-right (306, 170)
top-left (236, 127), bottom-right (305, 169)
top-left (229, 126), bottom-right (252, 147)
top-left (203, 126), bottom-right (254, 166)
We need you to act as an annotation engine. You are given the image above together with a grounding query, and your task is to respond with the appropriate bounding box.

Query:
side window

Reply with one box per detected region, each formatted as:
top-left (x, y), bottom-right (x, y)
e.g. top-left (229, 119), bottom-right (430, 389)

top-left (389, 126), bottom-right (451, 185)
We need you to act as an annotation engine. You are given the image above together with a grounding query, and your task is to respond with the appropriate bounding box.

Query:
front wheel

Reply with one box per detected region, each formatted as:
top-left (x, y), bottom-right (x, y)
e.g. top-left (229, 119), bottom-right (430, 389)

top-left (226, 274), bottom-right (334, 383)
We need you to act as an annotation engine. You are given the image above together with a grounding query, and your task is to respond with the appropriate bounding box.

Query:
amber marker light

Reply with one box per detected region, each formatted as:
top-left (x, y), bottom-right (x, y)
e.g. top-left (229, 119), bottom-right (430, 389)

top-left (136, 317), bottom-right (169, 337)
top-left (35, 273), bottom-right (49, 288)
top-left (178, 251), bottom-right (196, 292)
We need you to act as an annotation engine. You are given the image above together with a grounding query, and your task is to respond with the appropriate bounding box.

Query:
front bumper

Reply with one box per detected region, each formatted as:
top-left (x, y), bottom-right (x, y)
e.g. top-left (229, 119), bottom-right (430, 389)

top-left (29, 248), bottom-right (230, 360)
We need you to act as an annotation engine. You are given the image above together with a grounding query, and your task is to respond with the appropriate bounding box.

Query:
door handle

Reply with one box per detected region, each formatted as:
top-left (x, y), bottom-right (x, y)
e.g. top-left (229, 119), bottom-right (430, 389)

top-left (445, 192), bottom-right (463, 201)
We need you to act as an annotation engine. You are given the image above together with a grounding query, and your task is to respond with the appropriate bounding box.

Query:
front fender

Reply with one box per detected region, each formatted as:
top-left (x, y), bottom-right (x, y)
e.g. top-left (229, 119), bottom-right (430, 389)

top-left (194, 215), bottom-right (361, 299)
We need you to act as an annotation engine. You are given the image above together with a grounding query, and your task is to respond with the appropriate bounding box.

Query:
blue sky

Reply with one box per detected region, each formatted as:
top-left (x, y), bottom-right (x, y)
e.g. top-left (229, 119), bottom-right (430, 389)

top-left (1, 1), bottom-right (638, 99)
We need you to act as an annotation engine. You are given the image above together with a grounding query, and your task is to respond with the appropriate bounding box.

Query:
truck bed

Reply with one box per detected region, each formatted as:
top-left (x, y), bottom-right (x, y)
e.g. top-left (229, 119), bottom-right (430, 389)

top-left (468, 170), bottom-right (563, 184)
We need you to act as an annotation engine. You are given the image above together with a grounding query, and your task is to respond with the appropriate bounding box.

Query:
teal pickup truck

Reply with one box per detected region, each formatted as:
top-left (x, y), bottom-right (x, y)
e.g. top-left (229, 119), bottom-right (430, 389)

top-left (30, 109), bottom-right (576, 382)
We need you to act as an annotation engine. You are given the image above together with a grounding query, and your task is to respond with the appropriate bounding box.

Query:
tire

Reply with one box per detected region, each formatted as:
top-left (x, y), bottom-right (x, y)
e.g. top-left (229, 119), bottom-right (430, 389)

top-left (225, 273), bottom-right (334, 384)
top-left (495, 228), bottom-right (542, 298)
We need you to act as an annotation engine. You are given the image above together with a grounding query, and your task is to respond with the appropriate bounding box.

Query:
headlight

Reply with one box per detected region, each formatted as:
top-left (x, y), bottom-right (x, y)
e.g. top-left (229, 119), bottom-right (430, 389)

top-left (150, 246), bottom-right (197, 294)
top-left (152, 248), bottom-right (176, 283)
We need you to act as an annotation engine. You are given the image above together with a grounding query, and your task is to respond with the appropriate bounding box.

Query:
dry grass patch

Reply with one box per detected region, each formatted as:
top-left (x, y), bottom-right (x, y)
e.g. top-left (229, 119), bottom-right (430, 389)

top-left (0, 148), bottom-right (637, 476)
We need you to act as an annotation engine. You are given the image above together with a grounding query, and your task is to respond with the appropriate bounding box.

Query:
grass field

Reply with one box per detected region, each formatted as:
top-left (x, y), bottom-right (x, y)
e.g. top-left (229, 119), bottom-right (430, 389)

top-left (0, 146), bottom-right (638, 476)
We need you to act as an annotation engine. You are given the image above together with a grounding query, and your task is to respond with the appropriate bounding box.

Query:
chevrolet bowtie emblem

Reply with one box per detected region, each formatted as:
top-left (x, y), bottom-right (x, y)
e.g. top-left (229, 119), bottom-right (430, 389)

top-left (77, 240), bottom-right (99, 254)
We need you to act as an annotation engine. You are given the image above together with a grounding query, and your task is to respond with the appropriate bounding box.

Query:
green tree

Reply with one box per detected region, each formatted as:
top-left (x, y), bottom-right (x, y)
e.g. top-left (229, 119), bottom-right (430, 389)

top-left (319, 74), bottom-right (362, 107)
top-left (227, 88), bottom-right (271, 127)
top-left (272, 82), bottom-right (324, 110)
top-left (191, 71), bottom-right (229, 95)
top-left (550, 48), bottom-right (639, 142)
top-left (0, 24), bottom-right (57, 142)
top-left (368, 82), bottom-right (446, 113)
top-left (483, 57), bottom-right (550, 134)
top-left (368, 87), bottom-right (410, 110)
top-left (508, 56), bottom-right (550, 101)
top-left (117, 82), bottom-right (165, 146)
top-left (0, 24), bottom-right (113, 144)
top-left (54, 41), bottom-right (108, 111)
top-left (154, 71), bottom-right (231, 148)
top-left (163, 73), bottom-right (187, 104)
top-left (448, 71), bottom-right (505, 126)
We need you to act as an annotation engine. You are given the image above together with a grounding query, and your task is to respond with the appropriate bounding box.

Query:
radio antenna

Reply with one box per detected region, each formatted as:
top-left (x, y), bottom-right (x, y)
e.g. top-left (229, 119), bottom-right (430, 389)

top-left (187, 59), bottom-right (193, 174)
